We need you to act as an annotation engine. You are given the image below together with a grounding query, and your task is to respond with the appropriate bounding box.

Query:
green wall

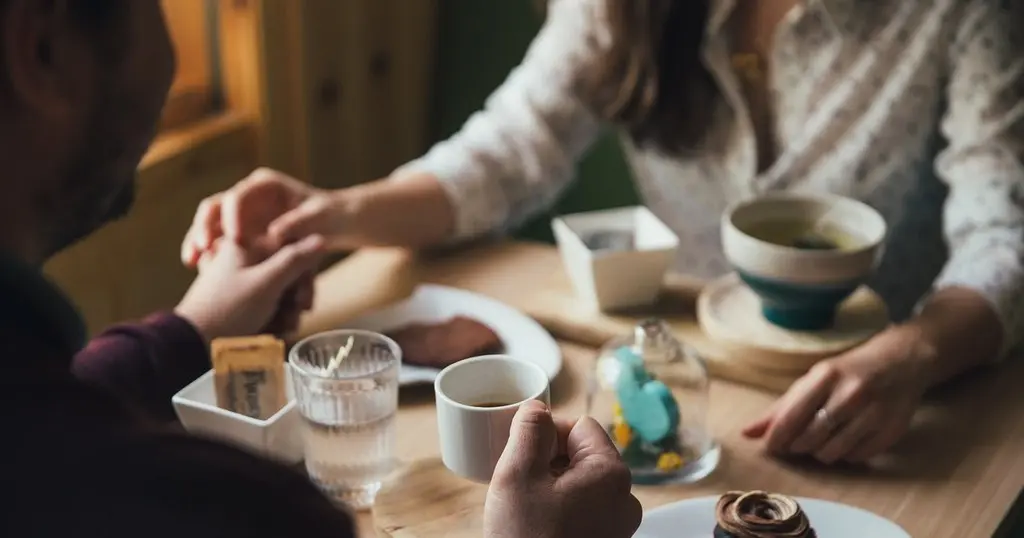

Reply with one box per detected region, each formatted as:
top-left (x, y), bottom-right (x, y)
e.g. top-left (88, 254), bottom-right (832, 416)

top-left (430, 0), bottom-right (639, 243)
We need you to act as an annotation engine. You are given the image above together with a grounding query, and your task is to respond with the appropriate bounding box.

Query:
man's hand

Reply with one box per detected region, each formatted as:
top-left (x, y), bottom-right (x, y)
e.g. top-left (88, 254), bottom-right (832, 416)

top-left (484, 401), bottom-right (643, 538)
top-left (175, 235), bottom-right (324, 341)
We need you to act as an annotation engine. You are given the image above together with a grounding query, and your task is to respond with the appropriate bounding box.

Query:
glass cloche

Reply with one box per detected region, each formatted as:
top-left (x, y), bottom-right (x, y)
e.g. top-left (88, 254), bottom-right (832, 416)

top-left (586, 319), bottom-right (719, 484)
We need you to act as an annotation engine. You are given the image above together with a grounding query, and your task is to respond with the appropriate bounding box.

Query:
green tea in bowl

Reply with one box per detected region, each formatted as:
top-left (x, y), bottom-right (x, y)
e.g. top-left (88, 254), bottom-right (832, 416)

top-left (744, 218), bottom-right (865, 252)
top-left (721, 194), bottom-right (886, 331)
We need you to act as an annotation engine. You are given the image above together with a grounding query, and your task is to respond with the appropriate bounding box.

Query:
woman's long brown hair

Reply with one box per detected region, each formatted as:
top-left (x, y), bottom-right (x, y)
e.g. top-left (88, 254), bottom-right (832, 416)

top-left (583, 0), bottom-right (716, 153)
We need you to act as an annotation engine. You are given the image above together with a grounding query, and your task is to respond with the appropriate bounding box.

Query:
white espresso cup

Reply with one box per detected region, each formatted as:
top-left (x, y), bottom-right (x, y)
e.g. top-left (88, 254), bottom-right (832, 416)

top-left (434, 354), bottom-right (551, 482)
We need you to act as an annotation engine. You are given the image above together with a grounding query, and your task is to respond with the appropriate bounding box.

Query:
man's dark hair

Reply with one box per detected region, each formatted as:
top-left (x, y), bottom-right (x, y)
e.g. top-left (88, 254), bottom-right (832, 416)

top-left (0, 0), bottom-right (124, 31)
top-left (0, 0), bottom-right (127, 101)
top-left (67, 0), bottom-right (124, 30)
top-left (0, 0), bottom-right (128, 63)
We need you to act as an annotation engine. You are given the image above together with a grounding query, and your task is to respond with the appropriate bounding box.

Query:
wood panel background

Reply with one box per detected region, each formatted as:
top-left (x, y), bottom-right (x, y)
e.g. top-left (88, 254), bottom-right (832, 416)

top-left (44, 0), bottom-right (438, 334)
top-left (267, 0), bottom-right (438, 187)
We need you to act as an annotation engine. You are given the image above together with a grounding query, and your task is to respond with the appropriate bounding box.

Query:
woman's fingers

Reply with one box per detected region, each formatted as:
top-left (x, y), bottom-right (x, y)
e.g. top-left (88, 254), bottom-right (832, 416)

top-left (223, 168), bottom-right (318, 246)
top-left (741, 401), bottom-right (777, 439)
top-left (268, 196), bottom-right (331, 246)
top-left (812, 406), bottom-right (883, 464)
top-left (741, 415), bottom-right (773, 439)
top-left (763, 364), bottom-right (839, 454)
top-left (845, 403), bottom-right (915, 463)
top-left (195, 195), bottom-right (223, 250)
top-left (789, 374), bottom-right (870, 454)
top-left (182, 194), bottom-right (223, 267)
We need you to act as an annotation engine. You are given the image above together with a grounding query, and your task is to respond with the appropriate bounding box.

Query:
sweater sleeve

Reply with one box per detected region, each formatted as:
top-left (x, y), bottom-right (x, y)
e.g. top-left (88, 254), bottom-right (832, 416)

top-left (392, 0), bottom-right (607, 241)
top-left (71, 312), bottom-right (210, 422)
top-left (930, 0), bottom-right (1024, 358)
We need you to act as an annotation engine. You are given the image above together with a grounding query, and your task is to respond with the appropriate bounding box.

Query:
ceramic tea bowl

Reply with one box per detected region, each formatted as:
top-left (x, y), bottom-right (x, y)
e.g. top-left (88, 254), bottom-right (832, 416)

top-left (721, 194), bottom-right (886, 331)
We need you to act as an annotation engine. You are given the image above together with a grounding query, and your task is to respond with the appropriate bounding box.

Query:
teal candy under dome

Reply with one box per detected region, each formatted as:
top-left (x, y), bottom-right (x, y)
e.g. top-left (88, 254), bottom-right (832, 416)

top-left (586, 319), bottom-right (719, 484)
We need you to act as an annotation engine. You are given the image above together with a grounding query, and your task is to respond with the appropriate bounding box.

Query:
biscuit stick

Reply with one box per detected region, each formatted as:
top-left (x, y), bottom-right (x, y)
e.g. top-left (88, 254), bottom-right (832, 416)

top-left (324, 335), bottom-right (355, 376)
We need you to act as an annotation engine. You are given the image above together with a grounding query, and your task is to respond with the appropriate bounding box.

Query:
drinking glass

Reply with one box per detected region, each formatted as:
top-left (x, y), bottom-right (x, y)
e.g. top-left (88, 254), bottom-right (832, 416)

top-left (289, 329), bottom-right (401, 510)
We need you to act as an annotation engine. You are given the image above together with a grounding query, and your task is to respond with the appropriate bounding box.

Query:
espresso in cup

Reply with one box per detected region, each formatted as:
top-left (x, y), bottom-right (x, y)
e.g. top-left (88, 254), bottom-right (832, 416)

top-left (469, 400), bottom-right (517, 408)
top-left (434, 355), bottom-right (551, 482)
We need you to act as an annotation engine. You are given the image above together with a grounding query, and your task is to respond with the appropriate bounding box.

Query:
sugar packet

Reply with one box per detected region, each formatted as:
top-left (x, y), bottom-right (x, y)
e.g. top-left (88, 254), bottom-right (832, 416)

top-left (211, 335), bottom-right (287, 420)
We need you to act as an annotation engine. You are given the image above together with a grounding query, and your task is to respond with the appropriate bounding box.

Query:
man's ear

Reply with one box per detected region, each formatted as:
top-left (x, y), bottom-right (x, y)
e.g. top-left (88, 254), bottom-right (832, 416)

top-left (2, 0), bottom-right (95, 120)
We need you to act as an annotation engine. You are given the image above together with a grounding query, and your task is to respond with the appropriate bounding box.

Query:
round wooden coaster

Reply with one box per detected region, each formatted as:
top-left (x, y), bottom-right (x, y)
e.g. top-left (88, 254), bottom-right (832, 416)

top-left (372, 459), bottom-right (487, 538)
top-left (697, 274), bottom-right (889, 375)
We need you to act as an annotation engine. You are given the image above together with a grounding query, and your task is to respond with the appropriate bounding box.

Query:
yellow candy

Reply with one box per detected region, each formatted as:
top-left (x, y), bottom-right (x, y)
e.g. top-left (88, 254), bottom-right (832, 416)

top-left (656, 452), bottom-right (684, 471)
top-left (612, 402), bottom-right (624, 420)
top-left (613, 422), bottom-right (632, 447)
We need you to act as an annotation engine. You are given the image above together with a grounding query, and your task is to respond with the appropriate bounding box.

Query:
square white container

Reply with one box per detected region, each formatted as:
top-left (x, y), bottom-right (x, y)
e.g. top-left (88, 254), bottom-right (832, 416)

top-left (552, 206), bottom-right (679, 312)
top-left (172, 365), bottom-right (303, 464)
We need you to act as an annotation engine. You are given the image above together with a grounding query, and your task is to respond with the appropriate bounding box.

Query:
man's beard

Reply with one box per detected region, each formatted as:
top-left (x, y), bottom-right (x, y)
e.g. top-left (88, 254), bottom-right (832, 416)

top-left (42, 91), bottom-right (141, 258)
top-left (50, 174), bottom-right (136, 252)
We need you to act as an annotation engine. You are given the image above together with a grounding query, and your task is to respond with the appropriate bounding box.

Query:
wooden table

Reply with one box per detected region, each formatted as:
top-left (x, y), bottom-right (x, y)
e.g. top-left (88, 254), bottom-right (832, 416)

top-left (308, 242), bottom-right (1024, 538)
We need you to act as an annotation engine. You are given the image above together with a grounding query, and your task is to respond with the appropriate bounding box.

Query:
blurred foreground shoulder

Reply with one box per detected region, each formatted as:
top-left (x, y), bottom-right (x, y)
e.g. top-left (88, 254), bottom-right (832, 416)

top-left (3, 430), bottom-right (355, 538)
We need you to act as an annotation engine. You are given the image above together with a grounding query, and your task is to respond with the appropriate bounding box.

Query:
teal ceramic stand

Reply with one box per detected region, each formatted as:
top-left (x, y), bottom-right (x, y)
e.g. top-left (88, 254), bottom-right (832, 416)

top-left (737, 271), bottom-right (861, 331)
top-left (761, 304), bottom-right (837, 331)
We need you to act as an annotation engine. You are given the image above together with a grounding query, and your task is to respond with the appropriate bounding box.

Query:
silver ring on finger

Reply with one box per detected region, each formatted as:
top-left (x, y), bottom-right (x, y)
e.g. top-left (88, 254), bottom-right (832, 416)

top-left (815, 407), bottom-right (838, 432)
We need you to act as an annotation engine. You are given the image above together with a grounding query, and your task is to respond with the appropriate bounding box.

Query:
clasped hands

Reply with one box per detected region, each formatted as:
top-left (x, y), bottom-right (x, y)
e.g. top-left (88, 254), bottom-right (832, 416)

top-left (179, 168), bottom-right (940, 465)
top-left (177, 169), bottom-right (335, 341)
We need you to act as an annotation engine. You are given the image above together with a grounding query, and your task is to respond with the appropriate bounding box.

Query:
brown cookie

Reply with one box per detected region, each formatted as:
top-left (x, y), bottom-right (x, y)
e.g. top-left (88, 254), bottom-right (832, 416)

top-left (387, 316), bottom-right (503, 369)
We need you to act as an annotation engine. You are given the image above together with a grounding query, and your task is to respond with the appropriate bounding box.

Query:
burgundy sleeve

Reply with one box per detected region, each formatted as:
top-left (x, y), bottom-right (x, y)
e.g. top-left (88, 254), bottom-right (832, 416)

top-left (71, 312), bottom-right (209, 423)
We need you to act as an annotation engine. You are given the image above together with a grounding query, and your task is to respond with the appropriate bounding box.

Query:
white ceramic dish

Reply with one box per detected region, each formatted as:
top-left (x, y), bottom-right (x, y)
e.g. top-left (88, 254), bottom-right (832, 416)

top-left (552, 206), bottom-right (679, 312)
top-left (341, 284), bottom-right (562, 386)
top-left (636, 496), bottom-right (910, 538)
top-left (171, 366), bottom-right (303, 464)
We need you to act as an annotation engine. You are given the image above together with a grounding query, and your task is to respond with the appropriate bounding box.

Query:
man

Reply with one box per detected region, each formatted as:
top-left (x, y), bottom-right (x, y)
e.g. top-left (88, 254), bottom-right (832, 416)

top-left (0, 1), bottom-right (642, 537)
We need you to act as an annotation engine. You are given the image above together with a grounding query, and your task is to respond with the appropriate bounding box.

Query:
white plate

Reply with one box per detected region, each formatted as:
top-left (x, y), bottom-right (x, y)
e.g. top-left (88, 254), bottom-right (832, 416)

top-left (637, 496), bottom-right (910, 538)
top-left (341, 284), bottom-right (562, 386)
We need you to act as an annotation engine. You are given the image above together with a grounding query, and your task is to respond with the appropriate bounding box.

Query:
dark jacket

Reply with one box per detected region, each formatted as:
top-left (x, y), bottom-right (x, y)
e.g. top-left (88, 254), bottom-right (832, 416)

top-left (0, 253), bottom-right (356, 538)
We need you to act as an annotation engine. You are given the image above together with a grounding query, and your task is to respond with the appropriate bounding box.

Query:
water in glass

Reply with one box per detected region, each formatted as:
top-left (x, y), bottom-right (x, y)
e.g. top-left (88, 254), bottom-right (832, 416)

top-left (289, 330), bottom-right (401, 510)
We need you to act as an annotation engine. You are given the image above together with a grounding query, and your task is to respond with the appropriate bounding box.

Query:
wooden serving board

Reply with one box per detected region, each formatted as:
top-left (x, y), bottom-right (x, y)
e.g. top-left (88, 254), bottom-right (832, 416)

top-left (697, 274), bottom-right (889, 375)
top-left (372, 459), bottom-right (487, 538)
top-left (418, 243), bottom-right (892, 394)
top-left (408, 244), bottom-right (797, 393)
top-left (524, 274), bottom-right (806, 393)
top-left (298, 248), bottom-right (419, 339)
top-left (302, 243), bottom-right (888, 394)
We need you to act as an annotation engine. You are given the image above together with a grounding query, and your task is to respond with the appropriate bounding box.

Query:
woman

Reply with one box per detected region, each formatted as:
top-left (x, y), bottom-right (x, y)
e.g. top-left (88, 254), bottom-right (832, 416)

top-left (182, 0), bottom-right (1024, 465)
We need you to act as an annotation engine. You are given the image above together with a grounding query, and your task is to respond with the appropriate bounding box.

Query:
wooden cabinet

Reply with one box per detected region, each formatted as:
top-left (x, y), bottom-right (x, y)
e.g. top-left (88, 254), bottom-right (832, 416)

top-left (44, 0), bottom-right (437, 335)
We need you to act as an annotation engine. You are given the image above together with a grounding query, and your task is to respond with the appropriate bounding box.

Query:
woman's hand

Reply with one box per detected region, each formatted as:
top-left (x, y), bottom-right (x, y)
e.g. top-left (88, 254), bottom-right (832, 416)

top-left (175, 236), bottom-right (325, 342)
top-left (181, 168), bottom-right (346, 268)
top-left (742, 324), bottom-right (936, 464)
top-left (182, 168), bottom-right (458, 268)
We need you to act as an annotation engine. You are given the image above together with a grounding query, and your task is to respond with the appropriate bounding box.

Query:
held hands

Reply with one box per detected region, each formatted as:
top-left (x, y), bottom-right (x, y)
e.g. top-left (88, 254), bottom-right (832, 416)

top-left (742, 325), bottom-right (933, 464)
top-left (179, 168), bottom-right (342, 341)
top-left (181, 168), bottom-right (344, 268)
top-left (485, 401), bottom-right (643, 538)
top-left (175, 235), bottom-right (325, 342)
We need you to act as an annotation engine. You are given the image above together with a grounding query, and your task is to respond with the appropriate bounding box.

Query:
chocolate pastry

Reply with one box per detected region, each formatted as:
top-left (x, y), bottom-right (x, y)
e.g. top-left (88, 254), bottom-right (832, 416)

top-left (386, 316), bottom-right (503, 368)
top-left (713, 491), bottom-right (816, 538)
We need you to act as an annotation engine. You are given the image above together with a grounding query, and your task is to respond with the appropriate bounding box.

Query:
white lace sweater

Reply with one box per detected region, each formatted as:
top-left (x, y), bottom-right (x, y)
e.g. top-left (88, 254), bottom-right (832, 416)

top-left (397, 0), bottom-right (1024, 353)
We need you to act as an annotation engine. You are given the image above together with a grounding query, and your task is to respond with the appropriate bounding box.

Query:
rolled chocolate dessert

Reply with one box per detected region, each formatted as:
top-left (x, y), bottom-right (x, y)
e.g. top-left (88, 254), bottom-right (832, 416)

top-left (712, 491), bottom-right (816, 538)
